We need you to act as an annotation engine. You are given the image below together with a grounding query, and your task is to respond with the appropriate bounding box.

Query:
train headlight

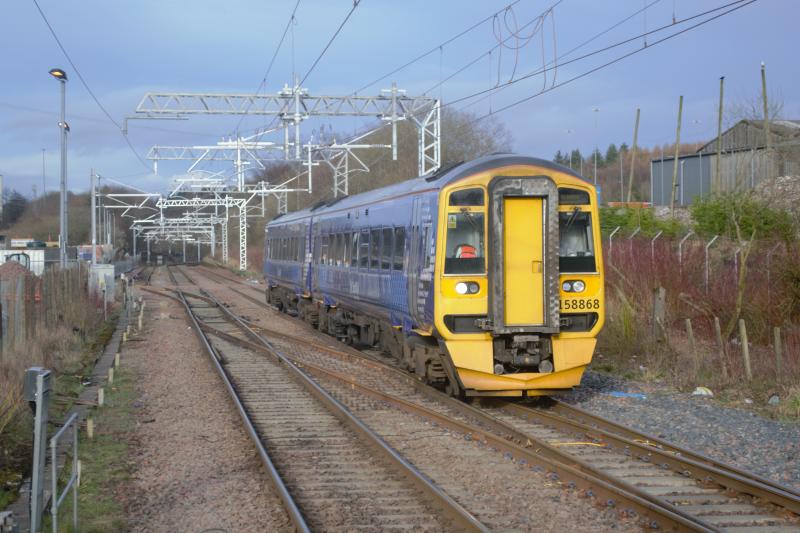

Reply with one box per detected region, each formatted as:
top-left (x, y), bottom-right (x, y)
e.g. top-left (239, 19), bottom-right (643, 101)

top-left (562, 280), bottom-right (586, 293)
top-left (455, 281), bottom-right (480, 295)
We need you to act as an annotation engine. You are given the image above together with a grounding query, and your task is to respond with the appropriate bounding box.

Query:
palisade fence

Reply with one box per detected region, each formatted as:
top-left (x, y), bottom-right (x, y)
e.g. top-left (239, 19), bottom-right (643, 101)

top-left (0, 262), bottom-right (98, 356)
top-left (604, 228), bottom-right (799, 383)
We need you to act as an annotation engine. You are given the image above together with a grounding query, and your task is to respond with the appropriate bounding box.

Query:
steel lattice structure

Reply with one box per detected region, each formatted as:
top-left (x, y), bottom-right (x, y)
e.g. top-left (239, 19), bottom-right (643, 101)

top-left (121, 82), bottom-right (442, 271)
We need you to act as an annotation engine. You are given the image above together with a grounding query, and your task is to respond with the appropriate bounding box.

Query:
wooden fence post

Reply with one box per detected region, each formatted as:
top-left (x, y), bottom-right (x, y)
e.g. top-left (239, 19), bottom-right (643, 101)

top-left (652, 286), bottom-right (666, 342)
top-left (714, 316), bottom-right (728, 379)
top-left (685, 318), bottom-right (698, 373)
top-left (739, 319), bottom-right (752, 381)
top-left (774, 326), bottom-right (782, 377)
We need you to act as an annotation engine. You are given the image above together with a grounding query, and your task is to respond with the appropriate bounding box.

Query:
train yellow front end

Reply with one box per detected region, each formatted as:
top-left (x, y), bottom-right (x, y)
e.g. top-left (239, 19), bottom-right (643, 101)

top-left (433, 164), bottom-right (604, 397)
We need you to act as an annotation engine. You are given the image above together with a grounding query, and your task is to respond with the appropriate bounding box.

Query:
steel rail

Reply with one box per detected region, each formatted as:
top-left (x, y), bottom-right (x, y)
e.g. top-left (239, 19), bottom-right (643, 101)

top-left (543, 400), bottom-right (800, 501)
top-left (493, 401), bottom-right (800, 515)
top-left (165, 265), bottom-right (178, 285)
top-left (176, 289), bottom-right (310, 533)
top-left (195, 291), bottom-right (488, 532)
top-left (173, 264), bottom-right (196, 285)
top-left (200, 306), bottom-right (711, 532)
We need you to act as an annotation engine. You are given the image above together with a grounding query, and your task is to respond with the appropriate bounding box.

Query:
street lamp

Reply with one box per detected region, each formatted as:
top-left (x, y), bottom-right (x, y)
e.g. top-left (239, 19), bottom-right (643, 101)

top-left (49, 68), bottom-right (68, 268)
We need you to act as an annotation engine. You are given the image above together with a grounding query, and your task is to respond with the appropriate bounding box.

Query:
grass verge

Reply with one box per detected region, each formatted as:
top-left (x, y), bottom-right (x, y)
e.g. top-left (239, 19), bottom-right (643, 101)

top-left (0, 311), bottom-right (120, 516)
top-left (47, 366), bottom-right (134, 533)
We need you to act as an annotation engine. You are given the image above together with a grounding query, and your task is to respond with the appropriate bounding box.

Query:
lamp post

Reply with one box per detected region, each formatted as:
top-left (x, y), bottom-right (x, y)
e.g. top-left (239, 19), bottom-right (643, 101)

top-left (49, 68), bottom-right (68, 268)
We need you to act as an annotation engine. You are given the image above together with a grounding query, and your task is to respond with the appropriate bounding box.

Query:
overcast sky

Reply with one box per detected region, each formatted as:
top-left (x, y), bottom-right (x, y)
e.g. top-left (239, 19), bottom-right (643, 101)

top-left (1, 0), bottom-right (796, 196)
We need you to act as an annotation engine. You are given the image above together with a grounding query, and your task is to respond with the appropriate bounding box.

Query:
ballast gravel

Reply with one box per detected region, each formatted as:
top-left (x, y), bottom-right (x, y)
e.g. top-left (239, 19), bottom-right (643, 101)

top-left (122, 271), bottom-right (291, 532)
top-left (190, 268), bottom-right (642, 531)
top-left (560, 371), bottom-right (800, 491)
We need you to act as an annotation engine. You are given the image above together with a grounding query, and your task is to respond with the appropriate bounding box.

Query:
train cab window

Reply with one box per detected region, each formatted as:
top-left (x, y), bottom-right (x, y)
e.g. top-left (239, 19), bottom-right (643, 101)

top-left (558, 187), bottom-right (591, 205)
top-left (381, 228), bottom-right (393, 270)
top-left (393, 227), bottom-right (405, 271)
top-left (370, 229), bottom-right (381, 269)
top-left (359, 230), bottom-right (370, 268)
top-left (449, 188), bottom-right (484, 206)
top-left (444, 212), bottom-right (485, 274)
top-left (559, 209), bottom-right (596, 272)
top-left (350, 233), bottom-right (359, 267)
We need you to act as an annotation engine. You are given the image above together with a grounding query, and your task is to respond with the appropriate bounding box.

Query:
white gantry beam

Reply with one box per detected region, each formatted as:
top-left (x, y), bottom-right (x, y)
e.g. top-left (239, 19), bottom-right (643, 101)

top-left (135, 89), bottom-right (437, 118)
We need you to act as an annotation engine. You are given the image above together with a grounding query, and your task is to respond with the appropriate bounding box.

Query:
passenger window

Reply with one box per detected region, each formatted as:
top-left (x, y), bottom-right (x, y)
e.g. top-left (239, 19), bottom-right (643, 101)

top-left (393, 227), bottom-right (405, 271)
top-left (320, 235), bottom-right (329, 265)
top-left (370, 229), bottom-right (381, 269)
top-left (359, 229), bottom-right (370, 268)
top-left (350, 232), bottom-right (359, 267)
top-left (381, 228), bottom-right (393, 270)
top-left (449, 188), bottom-right (484, 206)
top-left (423, 226), bottom-right (432, 269)
top-left (334, 234), bottom-right (343, 266)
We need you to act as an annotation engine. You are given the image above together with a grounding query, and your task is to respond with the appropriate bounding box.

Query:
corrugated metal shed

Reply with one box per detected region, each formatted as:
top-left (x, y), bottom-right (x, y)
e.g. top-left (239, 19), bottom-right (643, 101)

top-left (650, 119), bottom-right (800, 206)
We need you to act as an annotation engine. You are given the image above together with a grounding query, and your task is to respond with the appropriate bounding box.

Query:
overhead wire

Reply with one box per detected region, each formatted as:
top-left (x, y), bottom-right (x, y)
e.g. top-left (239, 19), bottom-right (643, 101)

top-left (443, 0), bottom-right (752, 111)
top-left (239, 0), bottom-right (751, 194)
top-left (300, 0), bottom-right (362, 86)
top-left (232, 0), bottom-right (302, 134)
top-left (422, 1), bottom-right (562, 96)
top-left (455, 0), bottom-right (760, 134)
top-left (347, 0), bottom-right (756, 172)
top-left (354, 0), bottom-right (524, 94)
top-left (31, 0), bottom-right (153, 172)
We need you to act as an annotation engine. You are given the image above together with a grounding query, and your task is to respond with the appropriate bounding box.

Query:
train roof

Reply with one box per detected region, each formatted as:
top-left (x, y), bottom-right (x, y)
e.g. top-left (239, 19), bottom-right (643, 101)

top-left (269, 153), bottom-right (586, 225)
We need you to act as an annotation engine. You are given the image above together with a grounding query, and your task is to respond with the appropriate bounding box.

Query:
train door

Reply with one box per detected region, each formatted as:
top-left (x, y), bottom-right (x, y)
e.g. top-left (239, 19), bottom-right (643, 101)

top-left (488, 176), bottom-right (559, 334)
top-left (502, 197), bottom-right (545, 325)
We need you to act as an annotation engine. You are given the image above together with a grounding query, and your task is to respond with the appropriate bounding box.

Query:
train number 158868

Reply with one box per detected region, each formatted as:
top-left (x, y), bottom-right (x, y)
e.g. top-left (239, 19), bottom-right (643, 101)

top-left (560, 298), bottom-right (600, 311)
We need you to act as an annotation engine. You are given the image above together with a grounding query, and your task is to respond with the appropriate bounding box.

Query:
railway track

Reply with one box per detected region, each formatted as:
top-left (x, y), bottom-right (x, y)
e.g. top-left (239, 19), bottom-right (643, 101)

top-left (165, 264), bottom-right (195, 285)
top-left (175, 282), bottom-right (485, 532)
top-left (134, 266), bottom-right (154, 285)
top-left (184, 266), bottom-right (800, 532)
top-left (194, 264), bottom-right (265, 295)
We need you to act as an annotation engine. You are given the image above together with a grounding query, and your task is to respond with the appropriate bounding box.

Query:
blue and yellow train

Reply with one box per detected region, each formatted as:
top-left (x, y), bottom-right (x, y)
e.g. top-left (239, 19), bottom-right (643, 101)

top-left (263, 153), bottom-right (604, 398)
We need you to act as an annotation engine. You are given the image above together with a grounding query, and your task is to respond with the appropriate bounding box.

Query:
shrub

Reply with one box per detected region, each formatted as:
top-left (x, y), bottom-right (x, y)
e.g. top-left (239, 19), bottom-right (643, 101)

top-left (599, 206), bottom-right (685, 238)
top-left (690, 192), bottom-right (796, 243)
